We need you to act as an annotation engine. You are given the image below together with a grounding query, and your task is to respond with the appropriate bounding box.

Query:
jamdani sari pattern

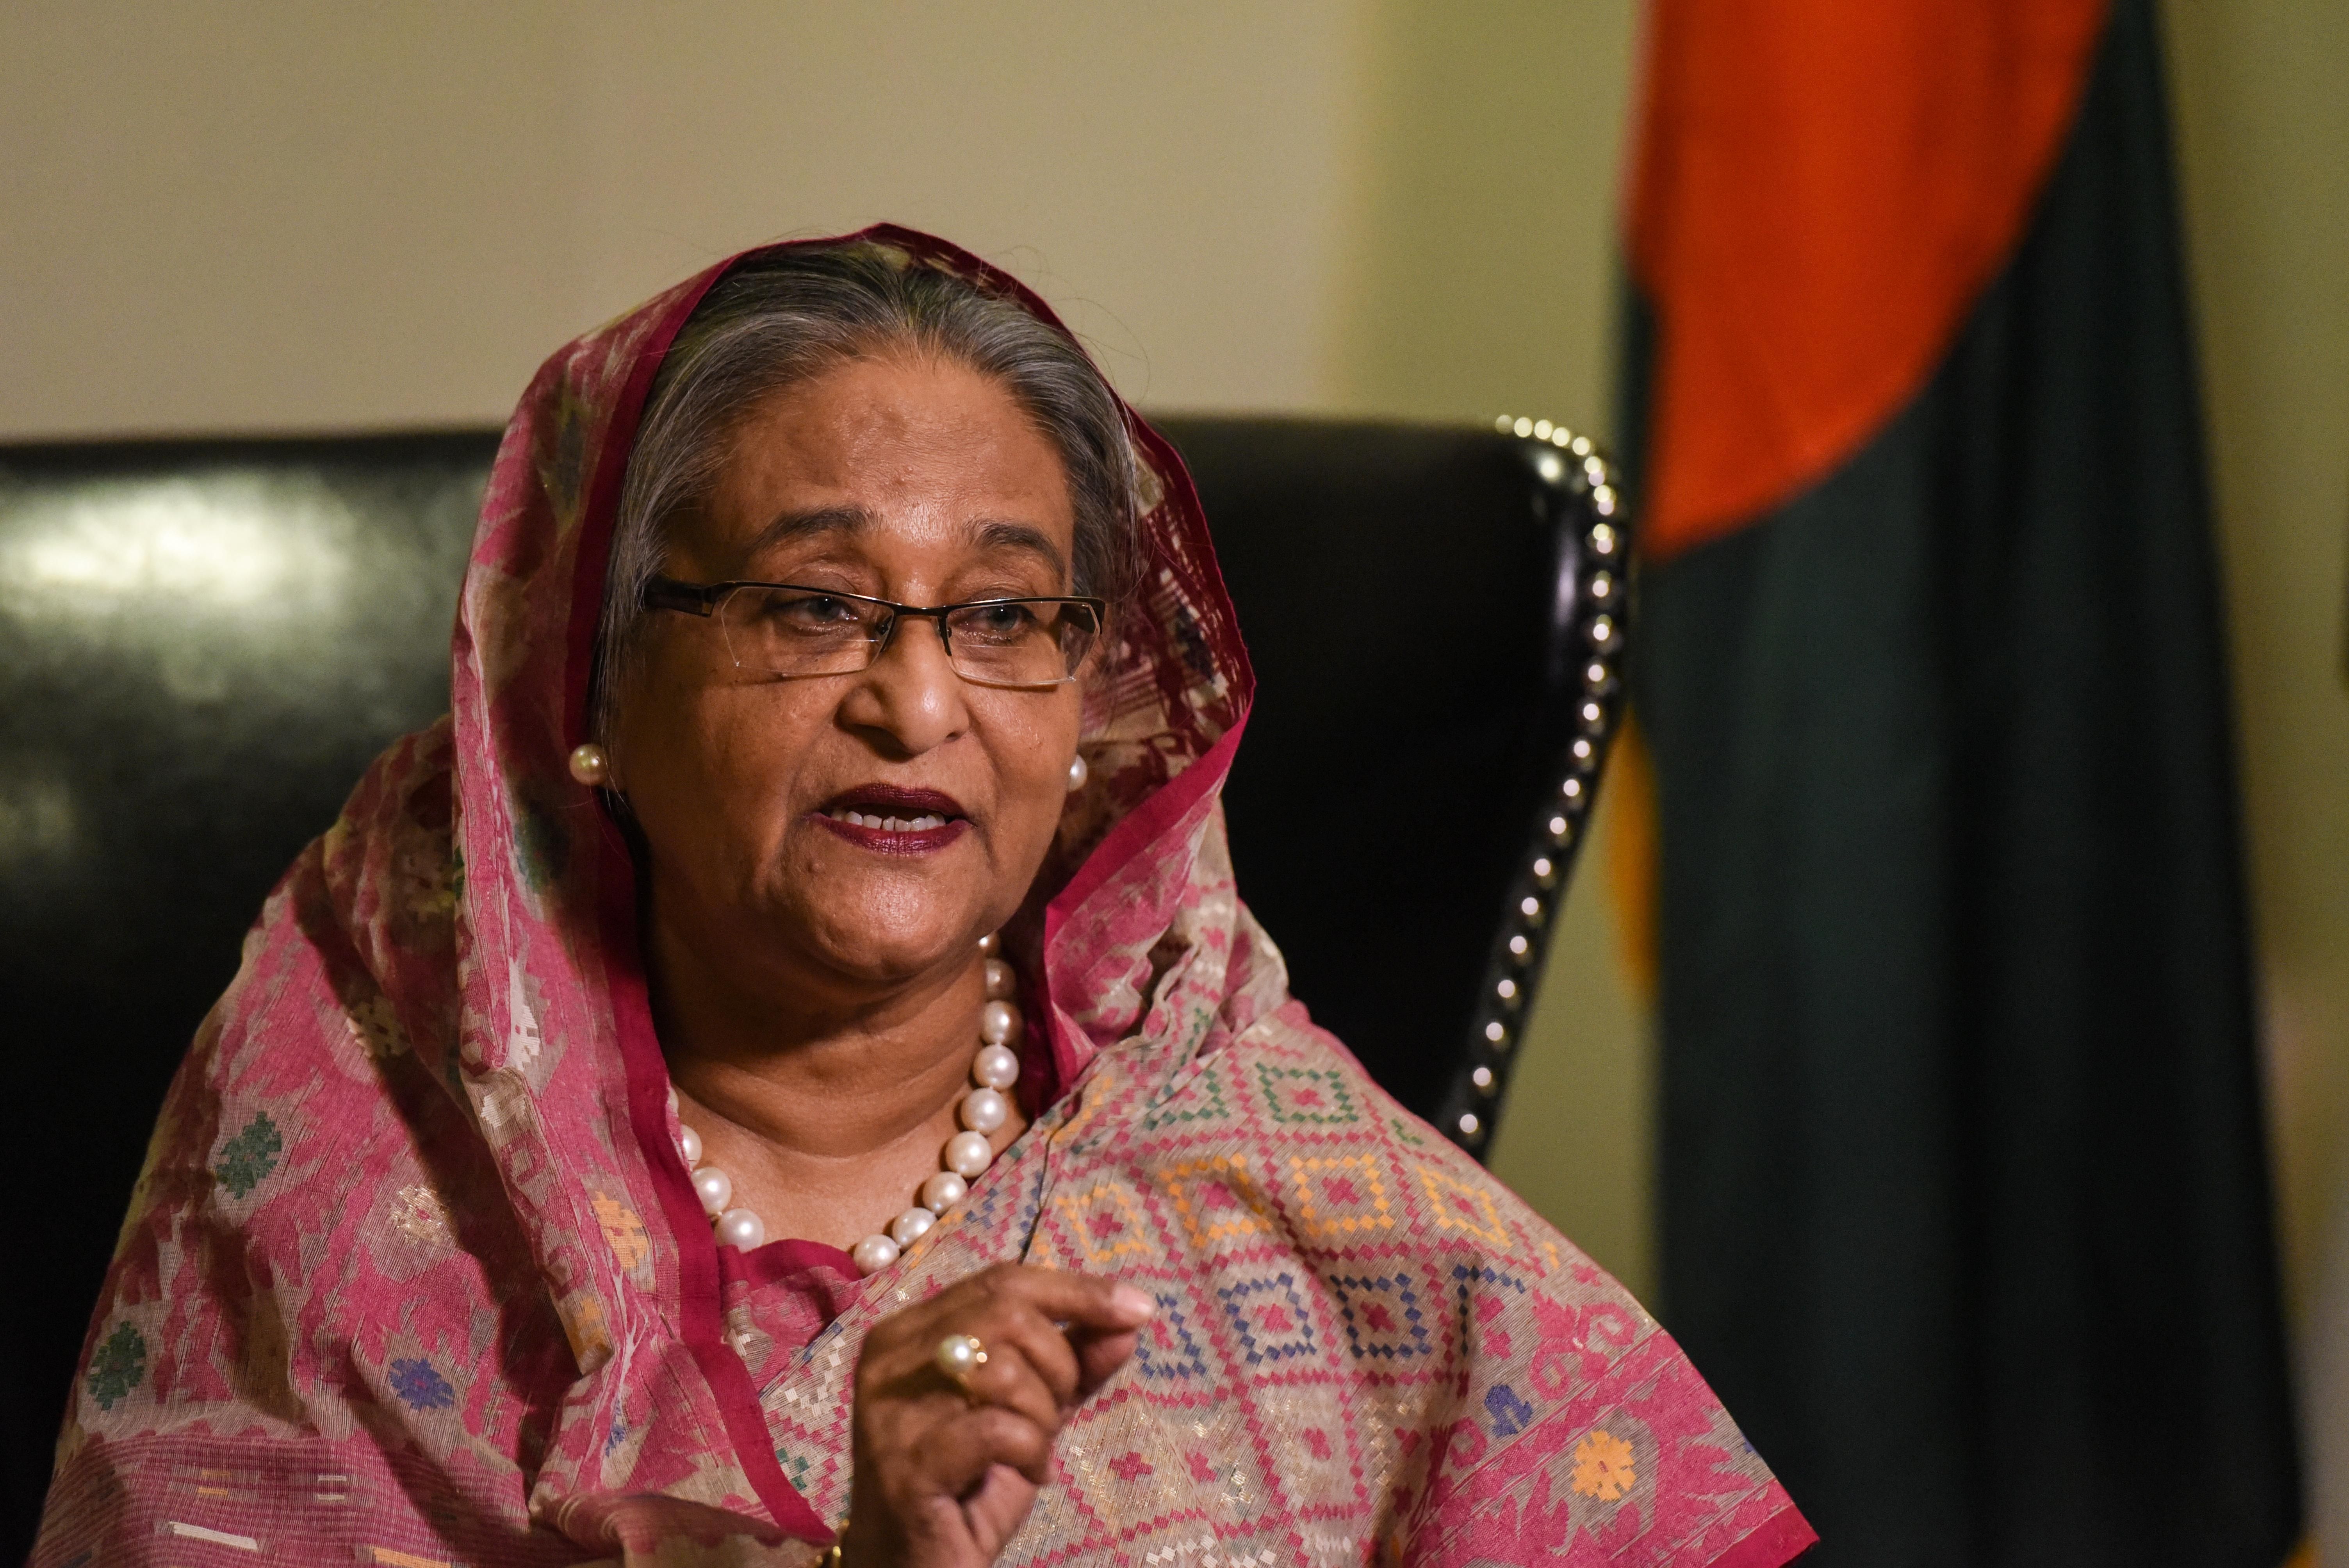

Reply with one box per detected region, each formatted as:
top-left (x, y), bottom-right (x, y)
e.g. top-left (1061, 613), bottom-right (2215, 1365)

top-left (33, 227), bottom-right (1813, 1568)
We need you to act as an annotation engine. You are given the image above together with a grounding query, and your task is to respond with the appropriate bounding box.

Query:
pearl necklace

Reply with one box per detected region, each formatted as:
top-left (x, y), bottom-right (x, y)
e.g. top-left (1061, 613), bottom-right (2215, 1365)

top-left (668, 934), bottom-right (1024, 1277)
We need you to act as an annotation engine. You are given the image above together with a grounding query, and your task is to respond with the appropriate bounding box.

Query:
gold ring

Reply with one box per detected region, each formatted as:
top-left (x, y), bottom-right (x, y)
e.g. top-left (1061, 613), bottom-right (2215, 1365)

top-left (934, 1333), bottom-right (989, 1399)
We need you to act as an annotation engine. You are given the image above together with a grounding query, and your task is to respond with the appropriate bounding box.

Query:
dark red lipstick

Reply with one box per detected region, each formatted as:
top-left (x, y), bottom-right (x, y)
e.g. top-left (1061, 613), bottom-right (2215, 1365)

top-left (811, 784), bottom-right (971, 855)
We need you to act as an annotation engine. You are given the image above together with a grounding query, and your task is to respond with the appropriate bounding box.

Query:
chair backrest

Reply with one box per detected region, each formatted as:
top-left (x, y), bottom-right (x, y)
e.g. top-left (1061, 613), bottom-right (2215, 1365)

top-left (0, 417), bottom-right (1627, 1550)
top-left (1158, 418), bottom-right (1627, 1135)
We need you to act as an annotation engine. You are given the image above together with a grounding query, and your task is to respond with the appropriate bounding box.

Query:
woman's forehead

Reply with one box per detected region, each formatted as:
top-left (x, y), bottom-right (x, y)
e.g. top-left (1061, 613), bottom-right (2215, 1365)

top-left (694, 358), bottom-right (1075, 563)
top-left (724, 502), bottom-right (1071, 584)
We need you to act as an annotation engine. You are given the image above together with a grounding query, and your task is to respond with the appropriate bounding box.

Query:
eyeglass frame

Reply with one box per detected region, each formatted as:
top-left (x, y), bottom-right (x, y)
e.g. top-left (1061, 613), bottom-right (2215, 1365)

top-left (640, 575), bottom-right (1110, 688)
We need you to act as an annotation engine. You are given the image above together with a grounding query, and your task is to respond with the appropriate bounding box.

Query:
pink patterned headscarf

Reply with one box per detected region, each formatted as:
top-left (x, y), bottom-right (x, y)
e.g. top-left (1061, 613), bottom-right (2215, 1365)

top-left (36, 228), bottom-right (1814, 1567)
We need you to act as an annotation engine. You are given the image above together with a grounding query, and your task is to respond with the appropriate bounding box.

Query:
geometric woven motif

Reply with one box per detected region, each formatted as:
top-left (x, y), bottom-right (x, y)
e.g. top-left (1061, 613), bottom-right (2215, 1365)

top-left (1157, 1153), bottom-right (1280, 1253)
top-left (1411, 1157), bottom-right (1516, 1251)
top-left (1130, 1288), bottom-right (1215, 1388)
top-left (1251, 1062), bottom-right (1360, 1125)
top-left (1215, 1269), bottom-right (1321, 1370)
top-left (1288, 1153), bottom-right (1395, 1245)
top-left (1328, 1270), bottom-right (1436, 1363)
top-left (1051, 1178), bottom-right (1157, 1269)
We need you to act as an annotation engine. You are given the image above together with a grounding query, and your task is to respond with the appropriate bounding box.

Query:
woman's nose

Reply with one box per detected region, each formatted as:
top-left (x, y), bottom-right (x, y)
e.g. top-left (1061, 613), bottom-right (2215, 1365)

top-left (839, 616), bottom-right (969, 755)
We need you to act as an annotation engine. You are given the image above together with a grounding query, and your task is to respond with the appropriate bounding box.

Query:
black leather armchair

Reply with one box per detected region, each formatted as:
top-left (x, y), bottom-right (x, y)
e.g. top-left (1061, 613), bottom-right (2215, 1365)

top-left (0, 417), bottom-right (1628, 1552)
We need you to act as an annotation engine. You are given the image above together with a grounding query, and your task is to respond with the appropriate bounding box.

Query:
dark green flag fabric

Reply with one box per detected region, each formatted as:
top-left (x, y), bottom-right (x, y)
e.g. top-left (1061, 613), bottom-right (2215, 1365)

top-left (1625, 3), bottom-right (2301, 1563)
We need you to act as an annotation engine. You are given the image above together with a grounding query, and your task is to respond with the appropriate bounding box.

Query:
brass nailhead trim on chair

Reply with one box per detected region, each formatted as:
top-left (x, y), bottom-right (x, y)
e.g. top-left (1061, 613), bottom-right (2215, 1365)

top-left (1440, 417), bottom-right (1632, 1157)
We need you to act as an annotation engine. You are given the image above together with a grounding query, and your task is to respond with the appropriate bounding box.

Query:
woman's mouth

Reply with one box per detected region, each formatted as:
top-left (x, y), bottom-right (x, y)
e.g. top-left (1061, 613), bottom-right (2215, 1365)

top-left (827, 807), bottom-right (950, 832)
top-left (812, 786), bottom-right (971, 855)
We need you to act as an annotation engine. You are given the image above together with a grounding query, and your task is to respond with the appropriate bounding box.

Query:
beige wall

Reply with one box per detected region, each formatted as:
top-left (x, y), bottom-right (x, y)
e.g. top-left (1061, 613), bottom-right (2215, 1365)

top-left (0, 2), bottom-right (1372, 431)
top-left (2163, 0), bottom-right (2349, 1330)
top-left (1330, 0), bottom-right (1650, 1298)
top-left (2162, 0), bottom-right (2349, 1546)
top-left (8, 3), bottom-right (2342, 1381)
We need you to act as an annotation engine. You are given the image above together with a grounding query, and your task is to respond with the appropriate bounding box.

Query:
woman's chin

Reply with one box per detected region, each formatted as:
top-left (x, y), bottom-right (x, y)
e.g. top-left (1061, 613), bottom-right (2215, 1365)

top-left (802, 921), bottom-right (980, 987)
top-left (773, 875), bottom-right (992, 985)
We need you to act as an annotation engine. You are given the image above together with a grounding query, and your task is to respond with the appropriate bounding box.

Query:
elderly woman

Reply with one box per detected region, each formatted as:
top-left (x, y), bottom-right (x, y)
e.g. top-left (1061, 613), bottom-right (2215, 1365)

top-left (36, 229), bottom-right (1810, 1567)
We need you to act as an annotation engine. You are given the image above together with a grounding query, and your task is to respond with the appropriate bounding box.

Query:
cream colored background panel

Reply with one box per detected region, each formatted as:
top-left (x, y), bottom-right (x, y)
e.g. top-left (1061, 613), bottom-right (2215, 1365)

top-left (556, 2), bottom-right (1373, 413)
top-left (0, 5), bottom-right (581, 436)
top-left (2163, 0), bottom-right (2349, 1550)
top-left (0, 2), bottom-right (1371, 433)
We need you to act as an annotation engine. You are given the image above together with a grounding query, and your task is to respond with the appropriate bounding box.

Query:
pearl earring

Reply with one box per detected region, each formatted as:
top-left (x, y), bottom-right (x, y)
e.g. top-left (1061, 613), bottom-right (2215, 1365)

top-left (569, 743), bottom-right (610, 786)
top-left (1066, 754), bottom-right (1089, 793)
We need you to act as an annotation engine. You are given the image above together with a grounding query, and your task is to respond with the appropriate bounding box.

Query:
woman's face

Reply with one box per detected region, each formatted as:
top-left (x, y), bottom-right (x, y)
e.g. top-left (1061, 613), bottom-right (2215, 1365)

top-left (610, 354), bottom-right (1086, 992)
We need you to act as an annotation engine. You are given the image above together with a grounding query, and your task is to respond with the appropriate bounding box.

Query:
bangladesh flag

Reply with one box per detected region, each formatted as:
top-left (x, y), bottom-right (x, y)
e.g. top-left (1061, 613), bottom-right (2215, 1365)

top-left (1622, 1), bottom-right (2300, 1563)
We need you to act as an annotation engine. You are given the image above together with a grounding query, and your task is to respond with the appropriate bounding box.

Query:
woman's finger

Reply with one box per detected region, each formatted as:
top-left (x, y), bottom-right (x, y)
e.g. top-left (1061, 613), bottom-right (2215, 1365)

top-left (864, 1265), bottom-right (1146, 1402)
top-left (986, 1267), bottom-right (1157, 1335)
top-left (908, 1402), bottom-right (1059, 1493)
top-left (932, 1323), bottom-right (1066, 1438)
top-left (961, 1301), bottom-right (1085, 1412)
top-left (1069, 1324), bottom-right (1144, 1401)
top-left (861, 1307), bottom-right (1074, 1446)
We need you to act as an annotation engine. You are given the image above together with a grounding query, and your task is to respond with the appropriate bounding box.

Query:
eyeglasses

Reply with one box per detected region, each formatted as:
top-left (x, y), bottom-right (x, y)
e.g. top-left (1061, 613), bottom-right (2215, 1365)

top-left (642, 577), bottom-right (1107, 688)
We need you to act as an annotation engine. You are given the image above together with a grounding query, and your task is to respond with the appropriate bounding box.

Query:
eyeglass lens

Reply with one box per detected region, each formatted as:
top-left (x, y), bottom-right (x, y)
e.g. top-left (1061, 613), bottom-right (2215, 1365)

top-left (714, 587), bottom-right (1098, 686)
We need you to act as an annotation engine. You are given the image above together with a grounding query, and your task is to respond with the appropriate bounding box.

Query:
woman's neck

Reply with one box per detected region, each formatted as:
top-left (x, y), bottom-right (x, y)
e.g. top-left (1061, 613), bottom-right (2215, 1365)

top-left (643, 912), bottom-right (1027, 1251)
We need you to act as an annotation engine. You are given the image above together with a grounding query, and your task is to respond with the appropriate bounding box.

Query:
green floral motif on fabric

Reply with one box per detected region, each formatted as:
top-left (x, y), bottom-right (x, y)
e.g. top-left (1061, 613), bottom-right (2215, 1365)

top-left (216, 1111), bottom-right (284, 1198)
top-left (87, 1322), bottom-right (146, 1410)
top-left (1253, 1063), bottom-right (1360, 1125)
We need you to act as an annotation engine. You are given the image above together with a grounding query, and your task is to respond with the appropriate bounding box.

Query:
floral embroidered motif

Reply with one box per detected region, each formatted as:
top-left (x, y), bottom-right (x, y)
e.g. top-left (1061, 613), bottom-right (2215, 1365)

top-left (592, 1192), bottom-right (649, 1270)
top-left (388, 1358), bottom-right (455, 1411)
top-left (505, 962), bottom-right (544, 1070)
top-left (558, 1289), bottom-right (614, 1369)
top-left (86, 1322), bottom-right (146, 1411)
top-left (346, 996), bottom-right (407, 1060)
top-left (1571, 1429), bottom-right (1637, 1501)
top-left (214, 1112), bottom-right (283, 1198)
top-left (390, 1183), bottom-right (453, 1246)
top-left (1484, 1384), bottom-right (1536, 1437)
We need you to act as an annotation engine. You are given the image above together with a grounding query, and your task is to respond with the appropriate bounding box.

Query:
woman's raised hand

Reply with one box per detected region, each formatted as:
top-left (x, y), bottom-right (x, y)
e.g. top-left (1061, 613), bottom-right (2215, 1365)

top-left (842, 1263), bottom-right (1154, 1568)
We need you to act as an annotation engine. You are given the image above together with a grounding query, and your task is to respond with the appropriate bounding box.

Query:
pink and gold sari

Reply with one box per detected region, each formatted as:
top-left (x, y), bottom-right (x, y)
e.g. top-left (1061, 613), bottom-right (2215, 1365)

top-left (35, 228), bottom-right (1814, 1567)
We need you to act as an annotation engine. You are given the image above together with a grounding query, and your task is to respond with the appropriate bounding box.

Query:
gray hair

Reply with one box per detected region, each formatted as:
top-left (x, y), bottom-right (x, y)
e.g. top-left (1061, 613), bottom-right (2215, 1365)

top-left (592, 240), bottom-right (1143, 740)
